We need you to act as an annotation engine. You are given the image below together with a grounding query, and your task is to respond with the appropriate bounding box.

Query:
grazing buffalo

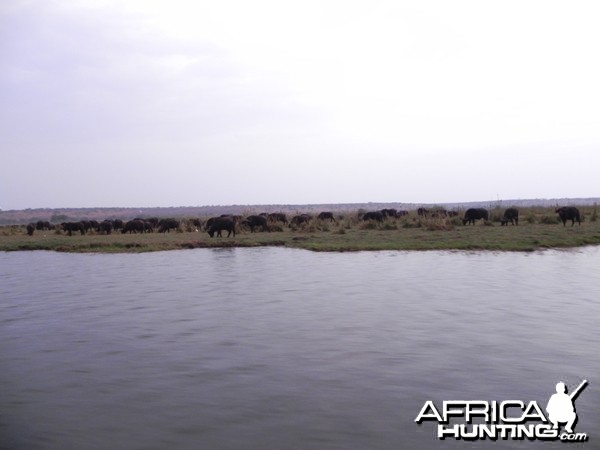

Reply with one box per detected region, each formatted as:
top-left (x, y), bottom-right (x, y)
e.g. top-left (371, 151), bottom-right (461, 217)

top-left (26, 223), bottom-right (35, 236)
top-left (500, 208), bottom-right (519, 226)
top-left (556, 207), bottom-right (581, 226)
top-left (133, 218), bottom-right (155, 232)
top-left (380, 208), bottom-right (398, 219)
top-left (36, 220), bottom-right (54, 230)
top-left (190, 218), bottom-right (203, 230)
top-left (462, 208), bottom-right (489, 225)
top-left (317, 211), bottom-right (335, 222)
top-left (290, 214), bottom-right (312, 227)
top-left (122, 219), bottom-right (146, 234)
top-left (146, 217), bottom-right (160, 229)
top-left (205, 215), bottom-right (236, 231)
top-left (417, 207), bottom-right (429, 217)
top-left (430, 208), bottom-right (448, 218)
top-left (397, 210), bottom-right (409, 217)
top-left (242, 215), bottom-right (269, 232)
top-left (62, 221), bottom-right (86, 236)
top-left (207, 217), bottom-right (236, 237)
top-left (362, 211), bottom-right (384, 222)
top-left (112, 219), bottom-right (124, 231)
top-left (267, 212), bottom-right (287, 224)
top-left (158, 218), bottom-right (179, 233)
top-left (98, 220), bottom-right (113, 234)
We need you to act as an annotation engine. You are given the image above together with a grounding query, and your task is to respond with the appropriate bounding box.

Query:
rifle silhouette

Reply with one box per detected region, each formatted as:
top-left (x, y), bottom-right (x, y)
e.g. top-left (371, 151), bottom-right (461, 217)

top-left (569, 379), bottom-right (588, 401)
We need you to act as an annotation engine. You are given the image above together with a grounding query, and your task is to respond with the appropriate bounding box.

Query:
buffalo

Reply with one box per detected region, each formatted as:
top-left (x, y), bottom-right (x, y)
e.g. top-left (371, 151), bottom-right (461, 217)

top-left (26, 223), bottom-right (35, 236)
top-left (317, 211), bottom-right (335, 222)
top-left (205, 215), bottom-right (237, 231)
top-left (122, 219), bottom-right (146, 234)
top-left (36, 220), bottom-right (54, 230)
top-left (417, 207), bottom-right (428, 217)
top-left (380, 208), bottom-right (398, 219)
top-left (62, 222), bottom-right (86, 236)
top-left (158, 218), bottom-right (179, 233)
top-left (207, 217), bottom-right (236, 237)
top-left (556, 207), bottom-right (581, 226)
top-left (430, 208), bottom-right (448, 218)
top-left (98, 220), bottom-right (113, 234)
top-left (267, 213), bottom-right (288, 224)
top-left (462, 208), bottom-right (489, 225)
top-left (362, 211), bottom-right (384, 222)
top-left (77, 220), bottom-right (98, 233)
top-left (500, 208), bottom-right (519, 226)
top-left (190, 218), bottom-right (203, 230)
top-left (290, 214), bottom-right (312, 227)
top-left (242, 215), bottom-right (269, 233)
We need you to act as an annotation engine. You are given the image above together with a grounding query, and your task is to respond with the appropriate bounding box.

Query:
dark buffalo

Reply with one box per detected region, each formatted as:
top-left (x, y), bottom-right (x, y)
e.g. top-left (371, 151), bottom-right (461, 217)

top-left (362, 211), bottom-right (384, 222)
top-left (397, 210), bottom-right (409, 217)
top-left (146, 217), bottom-right (160, 229)
top-left (112, 219), bottom-right (124, 231)
top-left (242, 215), bottom-right (269, 232)
top-left (556, 207), bottom-right (581, 226)
top-left (317, 211), bottom-right (335, 222)
top-left (268, 213), bottom-right (288, 224)
top-left (133, 218), bottom-right (155, 232)
top-left (122, 219), bottom-right (146, 234)
top-left (380, 208), bottom-right (398, 219)
top-left (98, 220), bottom-right (113, 234)
top-left (158, 218), bottom-right (179, 233)
top-left (205, 215), bottom-right (235, 231)
top-left (500, 208), bottom-right (519, 226)
top-left (462, 208), bottom-right (489, 225)
top-left (62, 221), bottom-right (86, 236)
top-left (35, 220), bottom-right (54, 230)
top-left (430, 208), bottom-right (448, 218)
top-left (26, 223), bottom-right (35, 236)
top-left (417, 207), bottom-right (429, 217)
top-left (190, 218), bottom-right (203, 230)
top-left (207, 217), bottom-right (236, 237)
top-left (290, 214), bottom-right (312, 227)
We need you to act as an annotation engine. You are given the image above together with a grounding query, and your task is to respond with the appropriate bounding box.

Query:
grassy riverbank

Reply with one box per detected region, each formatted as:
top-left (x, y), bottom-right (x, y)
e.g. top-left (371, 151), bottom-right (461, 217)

top-left (2, 207), bottom-right (600, 253)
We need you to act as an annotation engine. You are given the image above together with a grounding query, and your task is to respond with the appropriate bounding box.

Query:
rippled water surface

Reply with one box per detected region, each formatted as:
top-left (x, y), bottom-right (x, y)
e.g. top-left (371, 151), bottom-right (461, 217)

top-left (1, 248), bottom-right (599, 449)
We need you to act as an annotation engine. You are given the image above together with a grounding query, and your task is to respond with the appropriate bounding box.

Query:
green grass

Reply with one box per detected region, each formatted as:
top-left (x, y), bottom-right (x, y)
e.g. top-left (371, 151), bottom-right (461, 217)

top-left (2, 216), bottom-right (600, 253)
top-left (3, 206), bottom-right (600, 253)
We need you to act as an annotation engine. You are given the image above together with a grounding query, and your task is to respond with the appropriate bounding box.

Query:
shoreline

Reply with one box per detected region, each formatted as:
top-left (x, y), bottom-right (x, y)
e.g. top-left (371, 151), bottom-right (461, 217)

top-left (2, 223), bottom-right (599, 254)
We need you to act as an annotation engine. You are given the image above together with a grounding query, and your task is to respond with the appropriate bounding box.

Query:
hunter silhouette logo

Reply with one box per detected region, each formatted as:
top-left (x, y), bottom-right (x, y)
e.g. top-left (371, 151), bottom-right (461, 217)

top-left (415, 379), bottom-right (589, 442)
top-left (547, 380), bottom-right (587, 434)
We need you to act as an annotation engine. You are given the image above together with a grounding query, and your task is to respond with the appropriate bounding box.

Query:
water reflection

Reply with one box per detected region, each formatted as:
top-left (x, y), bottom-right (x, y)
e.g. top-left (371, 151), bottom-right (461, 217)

top-left (1, 248), bottom-right (599, 449)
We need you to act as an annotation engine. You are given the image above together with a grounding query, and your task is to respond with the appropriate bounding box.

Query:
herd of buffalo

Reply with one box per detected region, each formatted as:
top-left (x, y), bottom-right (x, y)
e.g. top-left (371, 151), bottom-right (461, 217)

top-left (23, 206), bottom-right (583, 237)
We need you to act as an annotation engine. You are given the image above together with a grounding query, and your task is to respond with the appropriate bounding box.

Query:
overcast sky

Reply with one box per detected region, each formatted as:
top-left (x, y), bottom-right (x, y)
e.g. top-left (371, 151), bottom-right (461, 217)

top-left (1, 1), bottom-right (599, 210)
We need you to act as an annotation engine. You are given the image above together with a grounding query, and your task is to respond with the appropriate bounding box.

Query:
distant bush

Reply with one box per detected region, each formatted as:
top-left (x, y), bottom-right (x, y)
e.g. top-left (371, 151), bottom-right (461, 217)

top-left (359, 221), bottom-right (378, 230)
top-left (449, 216), bottom-right (463, 226)
top-left (489, 210), bottom-right (504, 222)
top-left (402, 220), bottom-right (420, 229)
top-left (539, 215), bottom-right (558, 225)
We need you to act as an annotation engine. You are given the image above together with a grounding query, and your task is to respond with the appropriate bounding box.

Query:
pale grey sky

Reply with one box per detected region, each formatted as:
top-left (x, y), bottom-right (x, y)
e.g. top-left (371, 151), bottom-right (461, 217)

top-left (1, 1), bottom-right (599, 209)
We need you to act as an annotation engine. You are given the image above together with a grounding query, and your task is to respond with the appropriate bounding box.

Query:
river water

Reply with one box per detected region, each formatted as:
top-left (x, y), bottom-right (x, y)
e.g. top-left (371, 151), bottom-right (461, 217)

top-left (1, 248), bottom-right (599, 449)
